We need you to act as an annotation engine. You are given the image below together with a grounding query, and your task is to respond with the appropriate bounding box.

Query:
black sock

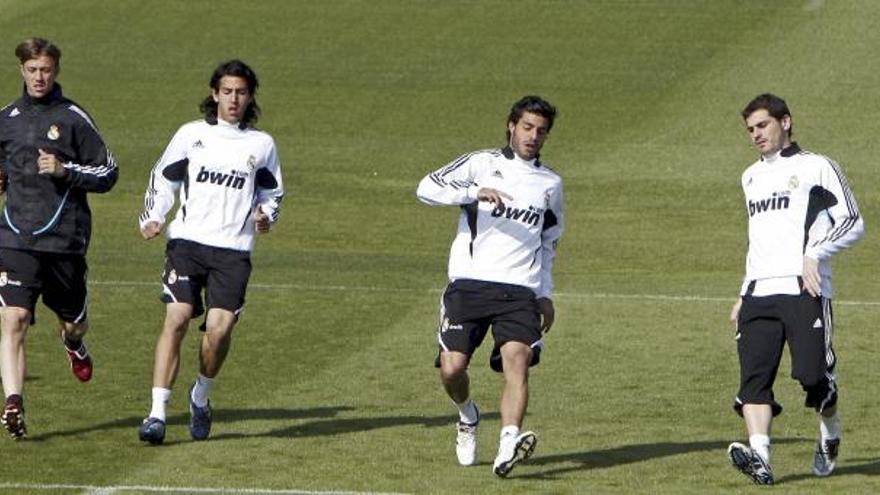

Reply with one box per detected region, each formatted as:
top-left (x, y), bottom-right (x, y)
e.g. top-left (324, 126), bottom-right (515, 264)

top-left (5, 394), bottom-right (23, 409)
top-left (64, 336), bottom-right (83, 350)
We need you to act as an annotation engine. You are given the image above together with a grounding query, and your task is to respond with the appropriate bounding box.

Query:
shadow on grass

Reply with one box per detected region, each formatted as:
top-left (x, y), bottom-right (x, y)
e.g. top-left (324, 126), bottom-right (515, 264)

top-left (28, 407), bottom-right (500, 444)
top-left (28, 406), bottom-right (354, 442)
top-left (212, 411), bottom-right (501, 441)
top-left (518, 437), bottom-right (807, 480)
top-left (776, 457), bottom-right (880, 483)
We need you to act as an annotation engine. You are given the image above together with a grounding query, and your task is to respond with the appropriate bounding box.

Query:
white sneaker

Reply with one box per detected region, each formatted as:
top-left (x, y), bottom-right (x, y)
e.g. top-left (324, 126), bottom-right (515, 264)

top-left (456, 422), bottom-right (478, 466)
top-left (813, 437), bottom-right (840, 477)
top-left (493, 431), bottom-right (537, 477)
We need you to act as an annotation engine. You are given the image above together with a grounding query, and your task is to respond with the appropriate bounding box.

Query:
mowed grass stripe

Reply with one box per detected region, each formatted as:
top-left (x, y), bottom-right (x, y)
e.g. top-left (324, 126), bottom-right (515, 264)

top-left (0, 482), bottom-right (408, 495)
top-left (87, 280), bottom-right (880, 306)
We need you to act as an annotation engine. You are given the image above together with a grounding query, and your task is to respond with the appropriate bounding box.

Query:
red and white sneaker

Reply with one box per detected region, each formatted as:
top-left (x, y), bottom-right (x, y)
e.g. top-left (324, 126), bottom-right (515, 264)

top-left (64, 341), bottom-right (93, 382)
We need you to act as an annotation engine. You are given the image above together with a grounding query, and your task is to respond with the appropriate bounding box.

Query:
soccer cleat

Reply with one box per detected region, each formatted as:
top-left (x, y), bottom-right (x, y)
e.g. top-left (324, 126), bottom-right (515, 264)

top-left (813, 437), bottom-right (840, 477)
top-left (138, 417), bottom-right (166, 445)
top-left (728, 442), bottom-right (774, 485)
top-left (63, 340), bottom-right (93, 382)
top-left (455, 406), bottom-right (480, 466)
top-left (188, 384), bottom-right (213, 441)
top-left (493, 431), bottom-right (537, 477)
top-left (1, 404), bottom-right (26, 440)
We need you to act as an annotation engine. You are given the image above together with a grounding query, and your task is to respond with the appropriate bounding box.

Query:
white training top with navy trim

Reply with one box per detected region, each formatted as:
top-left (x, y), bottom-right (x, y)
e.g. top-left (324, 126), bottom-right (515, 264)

top-left (139, 118), bottom-right (284, 252)
top-left (417, 146), bottom-right (564, 299)
top-left (740, 143), bottom-right (863, 298)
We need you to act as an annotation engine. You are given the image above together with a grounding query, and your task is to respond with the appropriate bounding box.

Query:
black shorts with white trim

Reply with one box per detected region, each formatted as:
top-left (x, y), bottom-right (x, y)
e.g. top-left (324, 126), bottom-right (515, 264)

top-left (734, 293), bottom-right (837, 417)
top-left (160, 239), bottom-right (252, 318)
top-left (435, 278), bottom-right (543, 373)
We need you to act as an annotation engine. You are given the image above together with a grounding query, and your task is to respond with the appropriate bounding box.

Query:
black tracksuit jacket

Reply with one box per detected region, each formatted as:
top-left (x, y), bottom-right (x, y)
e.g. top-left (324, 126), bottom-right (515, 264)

top-left (0, 84), bottom-right (118, 254)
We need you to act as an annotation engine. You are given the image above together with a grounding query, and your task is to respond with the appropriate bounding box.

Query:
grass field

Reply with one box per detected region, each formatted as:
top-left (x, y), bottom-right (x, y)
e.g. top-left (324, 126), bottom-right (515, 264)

top-left (2, 1), bottom-right (880, 493)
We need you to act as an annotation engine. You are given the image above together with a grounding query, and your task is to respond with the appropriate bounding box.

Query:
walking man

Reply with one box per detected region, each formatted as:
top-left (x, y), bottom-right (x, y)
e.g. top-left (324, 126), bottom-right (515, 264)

top-left (727, 93), bottom-right (864, 484)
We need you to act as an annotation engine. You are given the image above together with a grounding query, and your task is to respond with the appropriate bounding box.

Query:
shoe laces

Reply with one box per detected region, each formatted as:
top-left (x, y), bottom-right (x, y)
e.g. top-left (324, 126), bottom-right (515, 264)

top-left (457, 423), bottom-right (477, 435)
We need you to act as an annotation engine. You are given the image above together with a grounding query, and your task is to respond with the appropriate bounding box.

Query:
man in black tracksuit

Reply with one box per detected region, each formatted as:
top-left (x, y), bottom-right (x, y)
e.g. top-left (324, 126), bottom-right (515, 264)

top-left (0, 37), bottom-right (118, 439)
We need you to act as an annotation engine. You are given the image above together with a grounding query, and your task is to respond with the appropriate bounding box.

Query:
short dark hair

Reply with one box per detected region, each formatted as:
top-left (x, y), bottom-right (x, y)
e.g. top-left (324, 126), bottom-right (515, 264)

top-left (15, 37), bottom-right (61, 70)
top-left (742, 93), bottom-right (792, 135)
top-left (199, 59), bottom-right (261, 127)
top-left (506, 95), bottom-right (557, 141)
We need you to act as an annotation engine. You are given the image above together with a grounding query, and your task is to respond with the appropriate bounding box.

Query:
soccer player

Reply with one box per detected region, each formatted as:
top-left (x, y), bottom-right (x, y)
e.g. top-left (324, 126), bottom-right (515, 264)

top-left (0, 37), bottom-right (118, 440)
top-left (136, 60), bottom-right (283, 444)
top-left (416, 95), bottom-right (564, 477)
top-left (727, 94), bottom-right (864, 484)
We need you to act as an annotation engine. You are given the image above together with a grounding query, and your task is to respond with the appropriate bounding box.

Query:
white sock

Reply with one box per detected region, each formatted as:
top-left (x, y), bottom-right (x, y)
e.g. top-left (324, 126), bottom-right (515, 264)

top-left (500, 425), bottom-right (520, 442)
top-left (149, 387), bottom-right (172, 421)
top-left (455, 399), bottom-right (478, 424)
top-left (749, 433), bottom-right (771, 464)
top-left (820, 413), bottom-right (842, 441)
top-left (191, 374), bottom-right (214, 408)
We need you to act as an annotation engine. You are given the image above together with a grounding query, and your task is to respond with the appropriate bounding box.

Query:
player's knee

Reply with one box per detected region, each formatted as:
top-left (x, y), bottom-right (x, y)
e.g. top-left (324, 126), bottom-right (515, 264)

top-left (1, 307), bottom-right (31, 332)
top-left (500, 341), bottom-right (532, 365)
top-left (438, 355), bottom-right (468, 383)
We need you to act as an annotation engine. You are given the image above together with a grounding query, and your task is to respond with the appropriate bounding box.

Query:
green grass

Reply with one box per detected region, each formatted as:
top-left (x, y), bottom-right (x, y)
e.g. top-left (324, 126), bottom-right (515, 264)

top-left (2, 1), bottom-right (880, 493)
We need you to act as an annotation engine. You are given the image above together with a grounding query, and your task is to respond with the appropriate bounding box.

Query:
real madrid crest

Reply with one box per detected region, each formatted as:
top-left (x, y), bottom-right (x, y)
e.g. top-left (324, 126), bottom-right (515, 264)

top-left (788, 175), bottom-right (799, 190)
top-left (47, 124), bottom-right (60, 140)
top-left (0, 272), bottom-right (7, 287)
top-left (168, 269), bottom-right (178, 284)
top-left (247, 155), bottom-right (256, 171)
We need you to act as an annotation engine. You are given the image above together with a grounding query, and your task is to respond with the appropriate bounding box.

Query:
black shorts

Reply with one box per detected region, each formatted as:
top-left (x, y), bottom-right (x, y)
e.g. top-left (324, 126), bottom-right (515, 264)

top-left (435, 279), bottom-right (543, 373)
top-left (734, 294), bottom-right (837, 417)
top-left (0, 248), bottom-right (88, 323)
top-left (161, 239), bottom-right (252, 318)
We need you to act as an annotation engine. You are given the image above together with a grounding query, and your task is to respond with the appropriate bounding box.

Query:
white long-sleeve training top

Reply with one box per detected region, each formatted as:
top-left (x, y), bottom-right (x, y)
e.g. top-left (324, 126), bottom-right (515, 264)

top-left (140, 118), bottom-right (284, 252)
top-left (740, 143), bottom-right (863, 298)
top-left (417, 146), bottom-right (564, 299)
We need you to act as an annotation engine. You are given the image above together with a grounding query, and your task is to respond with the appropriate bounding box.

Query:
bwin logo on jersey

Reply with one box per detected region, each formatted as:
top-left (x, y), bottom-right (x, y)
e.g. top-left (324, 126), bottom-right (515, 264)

top-left (195, 166), bottom-right (246, 190)
top-left (748, 191), bottom-right (790, 217)
top-left (491, 204), bottom-right (543, 226)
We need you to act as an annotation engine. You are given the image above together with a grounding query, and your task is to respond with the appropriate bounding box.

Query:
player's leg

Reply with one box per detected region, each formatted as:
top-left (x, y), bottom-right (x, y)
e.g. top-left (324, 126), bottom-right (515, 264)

top-left (57, 319), bottom-right (91, 382)
top-left (187, 246), bottom-right (251, 440)
top-left (140, 240), bottom-right (202, 444)
top-left (787, 295), bottom-right (840, 476)
top-left (41, 253), bottom-right (93, 382)
top-left (0, 307), bottom-right (32, 439)
top-left (729, 295), bottom-right (784, 485)
top-left (139, 302), bottom-right (194, 444)
top-left (0, 248), bottom-right (45, 439)
top-left (436, 281), bottom-right (489, 466)
top-left (489, 286), bottom-right (543, 478)
top-left (498, 341), bottom-right (531, 429)
top-left (197, 307), bottom-right (237, 378)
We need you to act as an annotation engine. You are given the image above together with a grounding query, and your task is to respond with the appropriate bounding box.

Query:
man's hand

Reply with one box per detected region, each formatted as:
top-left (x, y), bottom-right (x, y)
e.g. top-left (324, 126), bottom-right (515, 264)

top-left (140, 221), bottom-right (163, 240)
top-left (476, 187), bottom-right (513, 210)
top-left (255, 206), bottom-right (270, 233)
top-left (537, 297), bottom-right (555, 333)
top-left (730, 297), bottom-right (742, 325)
top-left (803, 255), bottom-right (821, 297)
top-left (37, 149), bottom-right (67, 178)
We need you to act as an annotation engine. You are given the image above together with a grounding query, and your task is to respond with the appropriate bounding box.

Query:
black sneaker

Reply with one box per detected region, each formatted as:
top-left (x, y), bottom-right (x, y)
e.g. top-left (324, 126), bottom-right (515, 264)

top-left (188, 383), bottom-right (212, 441)
top-left (813, 437), bottom-right (840, 477)
top-left (1, 403), bottom-right (26, 440)
top-left (138, 417), bottom-right (166, 445)
top-left (728, 442), bottom-right (773, 485)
